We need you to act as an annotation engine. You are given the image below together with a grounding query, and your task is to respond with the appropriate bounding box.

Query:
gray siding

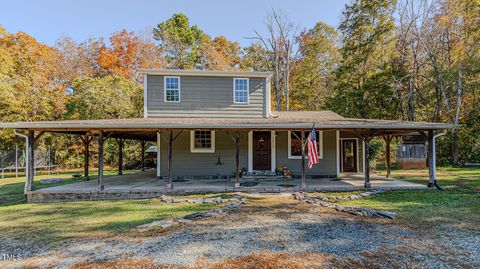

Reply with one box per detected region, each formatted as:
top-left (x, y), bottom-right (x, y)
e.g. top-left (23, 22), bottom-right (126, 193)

top-left (147, 75), bottom-right (266, 118)
top-left (158, 130), bottom-right (339, 177)
top-left (275, 130), bottom-right (337, 176)
top-left (159, 131), bottom-right (249, 177)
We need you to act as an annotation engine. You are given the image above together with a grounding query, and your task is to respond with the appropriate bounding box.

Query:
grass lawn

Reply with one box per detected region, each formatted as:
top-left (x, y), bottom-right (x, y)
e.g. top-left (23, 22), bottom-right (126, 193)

top-left (0, 198), bottom-right (218, 248)
top-left (339, 166), bottom-right (480, 230)
top-left (0, 168), bottom-right (221, 247)
top-left (0, 168), bottom-right (138, 206)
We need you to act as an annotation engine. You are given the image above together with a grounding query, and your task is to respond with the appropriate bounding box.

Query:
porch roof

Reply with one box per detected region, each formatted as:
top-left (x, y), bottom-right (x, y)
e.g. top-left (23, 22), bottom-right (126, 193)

top-left (0, 111), bottom-right (454, 133)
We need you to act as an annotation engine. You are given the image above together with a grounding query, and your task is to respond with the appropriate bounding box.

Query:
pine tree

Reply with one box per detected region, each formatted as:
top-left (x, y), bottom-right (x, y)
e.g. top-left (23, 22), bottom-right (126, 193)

top-left (327, 0), bottom-right (398, 119)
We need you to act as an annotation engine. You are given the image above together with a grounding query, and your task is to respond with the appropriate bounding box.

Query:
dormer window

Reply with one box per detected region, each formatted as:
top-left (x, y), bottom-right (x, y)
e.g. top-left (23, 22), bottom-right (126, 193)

top-left (233, 78), bottom-right (249, 104)
top-left (164, 76), bottom-right (180, 102)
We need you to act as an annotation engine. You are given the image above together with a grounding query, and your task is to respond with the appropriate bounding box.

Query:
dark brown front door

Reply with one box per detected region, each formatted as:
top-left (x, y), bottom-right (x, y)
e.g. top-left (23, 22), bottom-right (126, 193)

top-left (341, 139), bottom-right (357, 172)
top-left (253, 131), bottom-right (271, 170)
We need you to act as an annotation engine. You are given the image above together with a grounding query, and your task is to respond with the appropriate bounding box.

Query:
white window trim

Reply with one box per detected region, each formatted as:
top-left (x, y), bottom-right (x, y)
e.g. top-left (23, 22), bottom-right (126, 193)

top-left (190, 131), bottom-right (215, 153)
top-left (288, 131), bottom-right (323, 160)
top-left (164, 76), bottom-right (181, 103)
top-left (233, 78), bottom-right (249, 104)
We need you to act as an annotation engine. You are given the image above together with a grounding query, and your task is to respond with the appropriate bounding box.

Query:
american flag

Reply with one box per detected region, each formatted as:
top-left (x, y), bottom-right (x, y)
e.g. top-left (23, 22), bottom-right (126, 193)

top-left (307, 128), bottom-right (319, 169)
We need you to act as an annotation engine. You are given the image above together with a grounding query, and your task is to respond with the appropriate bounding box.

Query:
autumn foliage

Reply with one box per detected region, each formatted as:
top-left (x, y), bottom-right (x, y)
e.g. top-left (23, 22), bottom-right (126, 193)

top-left (1, 1), bottom-right (480, 165)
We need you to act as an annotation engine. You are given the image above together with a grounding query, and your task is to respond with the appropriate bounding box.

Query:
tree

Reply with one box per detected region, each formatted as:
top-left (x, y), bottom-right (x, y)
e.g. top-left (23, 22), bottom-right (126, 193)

top-left (252, 9), bottom-right (299, 111)
top-left (67, 76), bottom-right (143, 120)
top-left (327, 0), bottom-right (398, 119)
top-left (240, 43), bottom-right (270, 72)
top-left (419, 0), bottom-right (480, 164)
top-left (98, 30), bottom-right (163, 83)
top-left (391, 0), bottom-right (431, 121)
top-left (0, 30), bottom-right (67, 121)
top-left (55, 36), bottom-right (107, 85)
top-left (290, 22), bottom-right (339, 110)
top-left (198, 35), bottom-right (241, 70)
top-left (153, 13), bottom-right (204, 69)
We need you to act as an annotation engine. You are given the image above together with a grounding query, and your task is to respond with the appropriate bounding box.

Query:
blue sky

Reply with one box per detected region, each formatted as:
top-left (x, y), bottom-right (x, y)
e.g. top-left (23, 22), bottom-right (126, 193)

top-left (1, 0), bottom-right (349, 47)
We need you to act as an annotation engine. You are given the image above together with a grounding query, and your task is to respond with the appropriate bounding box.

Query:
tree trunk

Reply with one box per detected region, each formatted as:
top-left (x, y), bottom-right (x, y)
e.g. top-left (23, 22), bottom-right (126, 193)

top-left (451, 129), bottom-right (459, 165)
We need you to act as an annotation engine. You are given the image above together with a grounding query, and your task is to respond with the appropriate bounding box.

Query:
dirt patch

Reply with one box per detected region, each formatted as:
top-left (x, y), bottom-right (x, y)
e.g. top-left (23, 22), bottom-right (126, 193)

top-left (71, 258), bottom-right (185, 269)
top-left (196, 252), bottom-right (333, 268)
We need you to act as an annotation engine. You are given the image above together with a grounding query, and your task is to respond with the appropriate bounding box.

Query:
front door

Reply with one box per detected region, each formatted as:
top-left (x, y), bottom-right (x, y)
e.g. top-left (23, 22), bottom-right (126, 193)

top-left (341, 139), bottom-right (357, 172)
top-left (253, 131), bottom-right (271, 170)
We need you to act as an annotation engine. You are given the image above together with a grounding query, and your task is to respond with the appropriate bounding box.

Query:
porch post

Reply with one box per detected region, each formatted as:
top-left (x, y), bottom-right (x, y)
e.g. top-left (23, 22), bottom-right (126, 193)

top-left (116, 138), bottom-right (124, 175)
top-left (383, 135), bottom-right (392, 178)
top-left (82, 134), bottom-right (91, 181)
top-left (363, 136), bottom-right (372, 189)
top-left (25, 130), bottom-right (35, 193)
top-left (427, 130), bottom-right (435, 187)
top-left (167, 130), bottom-right (173, 189)
top-left (336, 130), bottom-right (340, 178)
top-left (140, 140), bottom-right (146, 172)
top-left (235, 133), bottom-right (240, 188)
top-left (301, 130), bottom-right (306, 188)
top-left (156, 131), bottom-right (161, 178)
top-left (97, 131), bottom-right (104, 190)
top-left (15, 144), bottom-right (18, 179)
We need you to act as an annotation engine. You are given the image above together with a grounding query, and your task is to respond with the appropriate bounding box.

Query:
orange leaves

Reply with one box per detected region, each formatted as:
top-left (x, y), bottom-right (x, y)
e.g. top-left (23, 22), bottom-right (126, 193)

top-left (98, 30), bottom-right (139, 81)
top-left (98, 30), bottom-right (163, 83)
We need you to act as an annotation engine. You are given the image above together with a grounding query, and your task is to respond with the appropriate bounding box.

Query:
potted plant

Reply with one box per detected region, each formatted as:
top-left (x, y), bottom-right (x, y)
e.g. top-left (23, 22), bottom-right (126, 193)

top-left (275, 166), bottom-right (284, 176)
top-left (283, 166), bottom-right (292, 180)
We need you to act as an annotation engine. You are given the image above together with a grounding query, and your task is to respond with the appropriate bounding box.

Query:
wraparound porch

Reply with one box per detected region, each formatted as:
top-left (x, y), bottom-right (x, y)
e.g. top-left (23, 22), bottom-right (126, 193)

top-left (0, 112), bottom-right (453, 202)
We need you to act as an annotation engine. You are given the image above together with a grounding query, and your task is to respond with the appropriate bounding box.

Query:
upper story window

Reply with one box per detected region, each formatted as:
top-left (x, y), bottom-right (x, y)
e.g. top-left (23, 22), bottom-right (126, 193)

top-left (190, 130), bottom-right (215, 153)
top-left (288, 131), bottom-right (323, 159)
top-left (164, 76), bottom-right (180, 102)
top-left (233, 78), bottom-right (249, 104)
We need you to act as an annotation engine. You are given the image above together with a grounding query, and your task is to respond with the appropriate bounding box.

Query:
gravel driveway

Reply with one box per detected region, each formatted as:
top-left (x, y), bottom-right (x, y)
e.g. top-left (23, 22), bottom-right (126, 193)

top-left (4, 194), bottom-right (480, 268)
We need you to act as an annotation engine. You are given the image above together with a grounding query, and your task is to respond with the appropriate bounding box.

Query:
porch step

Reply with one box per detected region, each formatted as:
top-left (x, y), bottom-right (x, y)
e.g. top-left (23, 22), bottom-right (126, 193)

top-left (238, 175), bottom-right (285, 180)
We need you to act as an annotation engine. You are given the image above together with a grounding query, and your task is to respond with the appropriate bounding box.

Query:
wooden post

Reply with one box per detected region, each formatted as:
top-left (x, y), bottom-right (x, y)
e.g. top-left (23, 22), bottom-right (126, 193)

top-left (167, 130), bottom-right (173, 189)
top-left (15, 144), bottom-right (18, 179)
top-left (364, 138), bottom-right (371, 189)
top-left (140, 140), bottom-right (146, 172)
top-left (117, 138), bottom-right (124, 175)
top-left (98, 131), bottom-right (104, 190)
top-left (383, 135), bottom-right (392, 178)
top-left (427, 130), bottom-right (435, 187)
top-left (82, 134), bottom-right (91, 181)
top-left (235, 133), bottom-right (240, 188)
top-left (301, 130), bottom-right (306, 188)
top-left (25, 130), bottom-right (35, 193)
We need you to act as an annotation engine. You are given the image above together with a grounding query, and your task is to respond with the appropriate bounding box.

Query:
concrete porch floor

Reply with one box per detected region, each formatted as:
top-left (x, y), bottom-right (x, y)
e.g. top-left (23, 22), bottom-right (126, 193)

top-left (36, 170), bottom-right (427, 193)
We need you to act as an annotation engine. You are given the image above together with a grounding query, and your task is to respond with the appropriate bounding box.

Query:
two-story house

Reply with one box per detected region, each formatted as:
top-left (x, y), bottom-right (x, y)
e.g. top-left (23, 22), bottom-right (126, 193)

top-left (143, 69), bottom-right (363, 182)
